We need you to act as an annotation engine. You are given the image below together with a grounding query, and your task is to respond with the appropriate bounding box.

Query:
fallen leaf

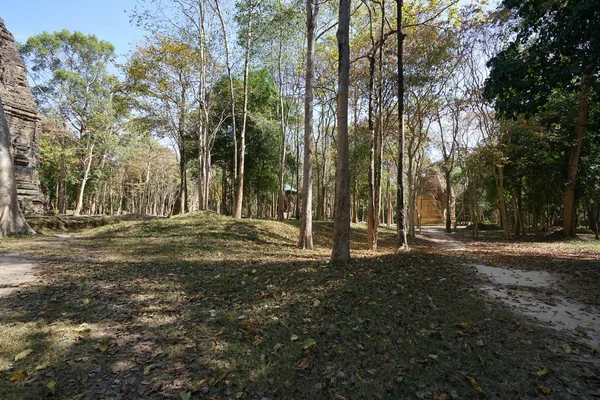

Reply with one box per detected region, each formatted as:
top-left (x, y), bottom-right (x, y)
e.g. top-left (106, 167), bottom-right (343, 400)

top-left (538, 385), bottom-right (551, 394)
top-left (98, 343), bottom-right (109, 352)
top-left (313, 299), bottom-right (321, 306)
top-left (144, 364), bottom-right (157, 375)
top-left (545, 299), bottom-right (557, 306)
top-left (47, 380), bottom-right (57, 395)
top-left (466, 376), bottom-right (484, 393)
top-left (302, 338), bottom-right (317, 350)
top-left (235, 392), bottom-right (244, 399)
top-left (562, 344), bottom-right (572, 354)
top-left (14, 348), bottom-right (33, 361)
top-left (454, 322), bottom-right (471, 329)
top-left (35, 361), bottom-right (50, 370)
top-left (291, 334), bottom-right (299, 341)
top-left (10, 370), bottom-right (27, 381)
top-left (294, 358), bottom-right (310, 370)
top-left (536, 368), bottom-right (550, 377)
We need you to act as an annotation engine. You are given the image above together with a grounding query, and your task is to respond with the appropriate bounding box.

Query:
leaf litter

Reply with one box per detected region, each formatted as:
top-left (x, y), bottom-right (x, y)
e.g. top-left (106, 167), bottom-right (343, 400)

top-left (0, 215), bottom-right (598, 398)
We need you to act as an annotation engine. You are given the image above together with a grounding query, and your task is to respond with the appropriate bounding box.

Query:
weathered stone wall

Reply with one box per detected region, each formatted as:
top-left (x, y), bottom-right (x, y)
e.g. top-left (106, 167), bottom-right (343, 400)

top-left (0, 17), bottom-right (44, 214)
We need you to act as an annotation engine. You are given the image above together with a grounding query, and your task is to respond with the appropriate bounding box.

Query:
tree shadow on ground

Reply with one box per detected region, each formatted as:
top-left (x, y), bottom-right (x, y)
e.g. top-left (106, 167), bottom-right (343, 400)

top-left (0, 216), bottom-right (598, 399)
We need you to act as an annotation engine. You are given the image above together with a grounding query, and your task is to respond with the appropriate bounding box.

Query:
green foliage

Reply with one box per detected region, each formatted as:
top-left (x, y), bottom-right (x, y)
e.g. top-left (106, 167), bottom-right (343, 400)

top-left (19, 30), bottom-right (117, 132)
top-left (484, 0), bottom-right (600, 117)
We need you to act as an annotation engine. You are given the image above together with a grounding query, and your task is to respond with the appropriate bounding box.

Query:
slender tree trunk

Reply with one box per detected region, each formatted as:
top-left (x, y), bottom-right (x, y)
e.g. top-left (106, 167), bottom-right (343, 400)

top-left (0, 104), bottom-right (34, 236)
top-left (445, 168), bottom-right (452, 233)
top-left (594, 201), bottom-right (600, 240)
top-left (493, 165), bottom-right (511, 239)
top-left (367, 55), bottom-right (377, 249)
top-left (352, 179), bottom-right (358, 224)
top-left (234, 2), bottom-right (253, 219)
top-left (396, 0), bottom-right (408, 250)
top-left (213, 0), bottom-right (238, 214)
top-left (295, 122), bottom-right (300, 220)
top-left (407, 155), bottom-right (415, 237)
top-left (74, 141), bottom-right (94, 216)
top-left (331, 0), bottom-right (351, 263)
top-left (277, 42), bottom-right (287, 221)
top-left (564, 78), bottom-right (590, 237)
top-left (299, 0), bottom-right (318, 249)
top-left (374, 0), bottom-right (385, 245)
top-left (58, 150), bottom-right (66, 213)
top-left (386, 174), bottom-right (392, 227)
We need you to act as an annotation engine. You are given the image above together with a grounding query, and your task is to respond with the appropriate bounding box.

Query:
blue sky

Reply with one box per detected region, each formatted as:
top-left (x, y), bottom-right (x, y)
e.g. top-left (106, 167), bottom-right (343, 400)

top-left (3, 0), bottom-right (145, 62)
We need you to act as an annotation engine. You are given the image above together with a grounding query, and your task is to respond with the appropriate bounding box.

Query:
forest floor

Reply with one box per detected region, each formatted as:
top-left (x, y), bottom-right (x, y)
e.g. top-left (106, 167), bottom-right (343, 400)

top-left (0, 213), bottom-right (599, 399)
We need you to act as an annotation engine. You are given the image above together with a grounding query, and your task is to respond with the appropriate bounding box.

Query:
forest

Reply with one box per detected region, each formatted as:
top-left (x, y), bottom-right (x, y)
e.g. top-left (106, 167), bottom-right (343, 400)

top-left (0, 0), bottom-right (599, 398)
top-left (2, 0), bottom-right (597, 247)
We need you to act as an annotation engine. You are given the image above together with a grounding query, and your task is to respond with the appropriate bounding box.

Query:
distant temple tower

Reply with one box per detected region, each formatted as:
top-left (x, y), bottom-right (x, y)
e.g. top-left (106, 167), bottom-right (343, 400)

top-left (0, 17), bottom-right (44, 213)
top-left (415, 167), bottom-right (455, 226)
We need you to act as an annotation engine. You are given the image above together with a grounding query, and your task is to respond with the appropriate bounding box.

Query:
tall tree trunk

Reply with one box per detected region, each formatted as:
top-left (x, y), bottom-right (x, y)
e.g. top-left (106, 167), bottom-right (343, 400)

top-left (374, 0), bottom-right (385, 245)
top-left (564, 78), bottom-right (590, 237)
top-left (396, 0), bottom-right (408, 250)
top-left (367, 55), bottom-right (377, 249)
top-left (299, 0), bottom-right (318, 249)
top-left (213, 0), bottom-right (238, 213)
top-left (331, 0), bottom-right (351, 263)
top-left (0, 104), bottom-right (34, 236)
top-left (74, 141), bottom-right (94, 216)
top-left (277, 42), bottom-right (287, 221)
top-left (234, 1), bottom-right (253, 219)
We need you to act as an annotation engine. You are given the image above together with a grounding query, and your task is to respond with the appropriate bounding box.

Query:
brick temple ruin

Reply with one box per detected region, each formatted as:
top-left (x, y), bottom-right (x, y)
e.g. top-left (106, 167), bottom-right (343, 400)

top-left (0, 17), bottom-right (44, 213)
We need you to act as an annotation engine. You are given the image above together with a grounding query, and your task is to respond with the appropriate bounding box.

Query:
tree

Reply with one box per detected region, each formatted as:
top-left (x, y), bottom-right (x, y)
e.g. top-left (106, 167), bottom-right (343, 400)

top-left (19, 30), bottom-right (118, 216)
top-left (0, 104), bottom-right (34, 237)
top-left (299, 0), bottom-right (319, 249)
top-left (396, 0), bottom-right (408, 249)
top-left (125, 36), bottom-right (200, 215)
top-left (484, 0), bottom-right (600, 237)
top-left (233, 0), bottom-right (260, 219)
top-left (331, 0), bottom-right (351, 263)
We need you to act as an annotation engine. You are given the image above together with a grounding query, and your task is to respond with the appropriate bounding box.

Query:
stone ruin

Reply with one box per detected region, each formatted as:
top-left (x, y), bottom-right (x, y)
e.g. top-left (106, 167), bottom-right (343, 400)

top-left (0, 17), bottom-right (44, 214)
top-left (415, 166), bottom-right (455, 226)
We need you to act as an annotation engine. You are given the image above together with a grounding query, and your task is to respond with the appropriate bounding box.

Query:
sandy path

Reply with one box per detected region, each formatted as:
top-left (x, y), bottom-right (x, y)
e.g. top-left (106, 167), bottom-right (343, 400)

top-left (420, 227), bottom-right (600, 348)
top-left (0, 253), bottom-right (37, 297)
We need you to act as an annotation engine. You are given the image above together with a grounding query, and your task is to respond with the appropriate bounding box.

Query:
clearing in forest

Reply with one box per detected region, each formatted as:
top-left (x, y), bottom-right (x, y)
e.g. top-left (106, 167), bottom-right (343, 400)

top-left (1, 213), bottom-right (599, 399)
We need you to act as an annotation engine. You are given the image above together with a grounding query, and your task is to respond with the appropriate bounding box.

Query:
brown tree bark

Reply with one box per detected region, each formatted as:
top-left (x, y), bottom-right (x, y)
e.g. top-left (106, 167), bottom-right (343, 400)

top-left (299, 0), bottom-right (318, 249)
top-left (234, 0), bottom-right (254, 219)
top-left (367, 54), bottom-right (377, 249)
top-left (396, 0), bottom-right (408, 250)
top-left (331, 0), bottom-right (351, 263)
top-left (563, 77), bottom-right (591, 237)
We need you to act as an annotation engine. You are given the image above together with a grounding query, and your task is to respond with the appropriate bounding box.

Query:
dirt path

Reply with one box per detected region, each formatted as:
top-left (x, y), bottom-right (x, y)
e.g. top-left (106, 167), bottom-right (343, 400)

top-left (419, 227), bottom-right (600, 349)
top-left (0, 253), bottom-right (37, 297)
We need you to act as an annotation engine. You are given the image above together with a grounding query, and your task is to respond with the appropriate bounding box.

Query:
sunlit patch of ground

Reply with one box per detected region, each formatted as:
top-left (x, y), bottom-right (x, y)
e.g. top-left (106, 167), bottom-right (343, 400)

top-left (0, 214), bottom-right (598, 399)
